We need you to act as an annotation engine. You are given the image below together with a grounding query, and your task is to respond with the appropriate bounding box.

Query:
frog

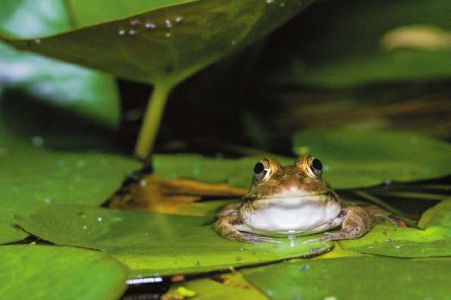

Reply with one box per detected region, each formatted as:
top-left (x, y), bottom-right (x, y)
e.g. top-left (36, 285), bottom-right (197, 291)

top-left (215, 155), bottom-right (397, 244)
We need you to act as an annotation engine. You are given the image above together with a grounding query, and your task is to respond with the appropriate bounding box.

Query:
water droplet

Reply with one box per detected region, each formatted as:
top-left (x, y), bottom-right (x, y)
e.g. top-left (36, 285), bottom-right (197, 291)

top-left (34, 39), bottom-right (41, 44)
top-left (299, 264), bottom-right (310, 271)
top-left (128, 29), bottom-right (138, 35)
top-left (266, 0), bottom-right (274, 3)
top-left (324, 297), bottom-right (337, 300)
top-left (395, 244), bottom-right (401, 249)
top-left (118, 28), bottom-right (126, 35)
top-left (165, 32), bottom-right (172, 38)
top-left (32, 136), bottom-right (44, 147)
top-left (130, 18), bottom-right (141, 26)
top-left (140, 180), bottom-right (147, 187)
top-left (144, 21), bottom-right (156, 29)
top-left (97, 217), bottom-right (103, 222)
top-left (279, 2), bottom-right (286, 7)
top-left (267, 290), bottom-right (273, 297)
top-left (231, 39), bottom-right (237, 45)
top-left (165, 19), bottom-right (172, 28)
top-left (82, 225), bottom-right (88, 230)
top-left (43, 197), bottom-right (51, 204)
top-left (175, 16), bottom-right (184, 23)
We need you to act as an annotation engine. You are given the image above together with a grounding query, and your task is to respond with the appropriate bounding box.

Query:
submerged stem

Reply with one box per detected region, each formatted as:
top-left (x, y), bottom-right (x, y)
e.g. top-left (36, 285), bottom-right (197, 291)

top-left (134, 83), bottom-right (172, 160)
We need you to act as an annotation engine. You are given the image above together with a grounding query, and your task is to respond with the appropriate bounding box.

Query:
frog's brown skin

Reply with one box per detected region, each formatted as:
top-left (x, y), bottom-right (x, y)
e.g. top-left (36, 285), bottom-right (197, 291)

top-left (215, 156), bottom-right (396, 244)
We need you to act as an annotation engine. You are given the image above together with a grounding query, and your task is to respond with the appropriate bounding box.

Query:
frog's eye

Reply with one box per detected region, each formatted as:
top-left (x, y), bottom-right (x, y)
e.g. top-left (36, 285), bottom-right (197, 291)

top-left (253, 161), bottom-right (271, 182)
top-left (308, 158), bottom-right (323, 178)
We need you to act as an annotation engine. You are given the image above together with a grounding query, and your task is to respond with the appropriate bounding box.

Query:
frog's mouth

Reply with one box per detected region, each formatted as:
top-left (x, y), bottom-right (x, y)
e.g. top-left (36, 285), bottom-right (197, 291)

top-left (263, 189), bottom-right (333, 199)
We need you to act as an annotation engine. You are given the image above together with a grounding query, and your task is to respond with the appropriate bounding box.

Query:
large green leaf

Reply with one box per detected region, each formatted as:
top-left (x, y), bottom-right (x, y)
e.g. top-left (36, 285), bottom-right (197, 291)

top-left (242, 257), bottom-right (451, 299)
top-left (1, 0), bottom-right (312, 85)
top-left (15, 204), bottom-right (333, 277)
top-left (260, 0), bottom-right (451, 88)
top-left (66, 0), bottom-right (196, 28)
top-left (0, 245), bottom-right (128, 299)
top-left (294, 128), bottom-right (451, 188)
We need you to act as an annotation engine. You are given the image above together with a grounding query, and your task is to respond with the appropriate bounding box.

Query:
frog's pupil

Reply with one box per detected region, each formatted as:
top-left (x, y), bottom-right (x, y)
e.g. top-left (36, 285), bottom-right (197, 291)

top-left (312, 158), bottom-right (322, 171)
top-left (254, 162), bottom-right (265, 174)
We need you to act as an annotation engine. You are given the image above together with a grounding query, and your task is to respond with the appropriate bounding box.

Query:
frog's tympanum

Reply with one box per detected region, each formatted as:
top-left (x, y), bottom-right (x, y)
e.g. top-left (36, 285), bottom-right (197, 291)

top-left (215, 156), bottom-right (396, 243)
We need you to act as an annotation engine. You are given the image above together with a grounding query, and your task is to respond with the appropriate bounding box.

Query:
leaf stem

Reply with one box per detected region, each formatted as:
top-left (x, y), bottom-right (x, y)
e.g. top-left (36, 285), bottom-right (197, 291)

top-left (134, 83), bottom-right (172, 160)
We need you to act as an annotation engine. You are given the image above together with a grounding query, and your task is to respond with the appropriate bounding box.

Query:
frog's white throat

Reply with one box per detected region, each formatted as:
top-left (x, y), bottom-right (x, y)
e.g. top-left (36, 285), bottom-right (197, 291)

top-left (240, 195), bottom-right (342, 236)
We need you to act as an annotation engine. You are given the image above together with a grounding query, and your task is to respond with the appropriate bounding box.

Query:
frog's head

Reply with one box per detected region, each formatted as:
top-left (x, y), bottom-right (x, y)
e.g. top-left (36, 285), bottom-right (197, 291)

top-left (244, 156), bottom-right (332, 200)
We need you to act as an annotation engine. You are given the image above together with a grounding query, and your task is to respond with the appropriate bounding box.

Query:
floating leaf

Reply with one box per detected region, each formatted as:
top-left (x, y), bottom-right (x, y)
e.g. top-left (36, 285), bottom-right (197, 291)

top-left (294, 128), bottom-right (451, 188)
top-left (0, 245), bottom-right (128, 299)
top-left (0, 98), bottom-right (140, 244)
top-left (242, 257), bottom-right (451, 299)
top-left (15, 204), bottom-right (333, 277)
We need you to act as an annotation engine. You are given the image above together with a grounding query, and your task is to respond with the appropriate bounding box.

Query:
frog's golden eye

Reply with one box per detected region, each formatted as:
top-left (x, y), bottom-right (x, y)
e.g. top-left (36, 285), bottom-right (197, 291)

top-left (253, 160), bottom-right (271, 182)
top-left (308, 157), bottom-right (323, 178)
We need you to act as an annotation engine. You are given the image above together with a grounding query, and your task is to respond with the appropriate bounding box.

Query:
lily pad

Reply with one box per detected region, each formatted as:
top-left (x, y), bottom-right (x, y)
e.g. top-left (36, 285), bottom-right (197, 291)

top-left (0, 99), bottom-right (140, 244)
top-left (294, 128), bottom-right (451, 188)
top-left (339, 198), bottom-right (451, 257)
top-left (242, 257), bottom-right (451, 299)
top-left (0, 244), bottom-right (128, 300)
top-left (15, 204), bottom-right (333, 277)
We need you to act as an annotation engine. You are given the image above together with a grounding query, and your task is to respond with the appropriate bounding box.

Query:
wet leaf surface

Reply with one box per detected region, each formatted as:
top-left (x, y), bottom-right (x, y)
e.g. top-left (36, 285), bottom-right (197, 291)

top-left (0, 100), bottom-right (140, 244)
top-left (0, 244), bottom-right (128, 300)
top-left (15, 204), bottom-right (333, 277)
top-left (339, 198), bottom-right (451, 257)
top-left (242, 256), bottom-right (451, 299)
top-left (2, 0), bottom-right (312, 86)
top-left (294, 128), bottom-right (451, 188)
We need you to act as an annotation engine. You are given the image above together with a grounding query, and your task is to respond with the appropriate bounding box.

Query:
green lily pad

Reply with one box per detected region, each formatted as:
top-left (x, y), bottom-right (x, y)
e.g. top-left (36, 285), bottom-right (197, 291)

top-left (0, 244), bottom-right (128, 299)
top-left (152, 128), bottom-right (451, 190)
top-left (294, 128), bottom-right (451, 188)
top-left (242, 257), bottom-right (451, 299)
top-left (339, 198), bottom-right (451, 257)
top-left (15, 204), bottom-right (333, 277)
top-left (0, 99), bottom-right (140, 244)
